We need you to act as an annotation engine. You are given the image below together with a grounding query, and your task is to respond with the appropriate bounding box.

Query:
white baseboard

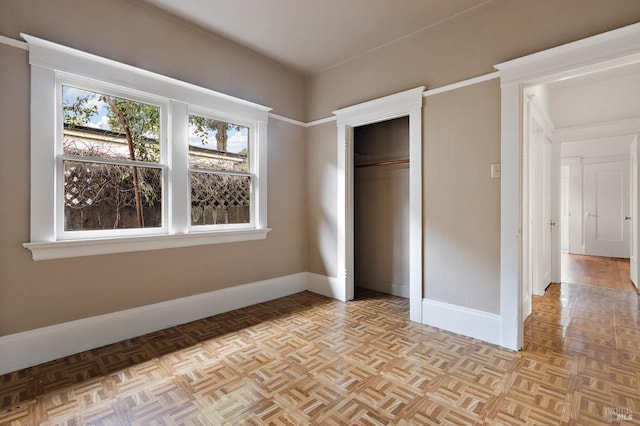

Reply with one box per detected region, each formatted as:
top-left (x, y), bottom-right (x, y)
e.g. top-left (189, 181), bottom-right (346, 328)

top-left (3, 273), bottom-right (506, 375)
top-left (0, 273), bottom-right (308, 375)
top-left (422, 298), bottom-right (501, 346)
top-left (306, 272), bottom-right (344, 301)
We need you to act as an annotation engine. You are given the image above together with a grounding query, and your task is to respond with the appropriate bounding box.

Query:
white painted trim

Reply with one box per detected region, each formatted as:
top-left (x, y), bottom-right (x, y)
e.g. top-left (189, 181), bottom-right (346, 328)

top-left (499, 82), bottom-right (522, 350)
top-left (268, 112), bottom-right (307, 127)
top-left (527, 94), bottom-right (556, 134)
top-left (495, 22), bottom-right (640, 351)
top-left (306, 272), bottom-right (343, 300)
top-left (495, 22), bottom-right (640, 86)
top-left (23, 34), bottom-right (271, 119)
top-left (421, 298), bottom-right (501, 346)
top-left (23, 228), bottom-right (271, 261)
top-left (0, 34), bottom-right (28, 50)
top-left (582, 155), bottom-right (630, 165)
top-left (262, 113), bottom-right (338, 128)
top-left (306, 116), bottom-right (338, 127)
top-left (333, 87), bottom-right (425, 125)
top-left (334, 87), bottom-right (424, 322)
top-left (554, 117), bottom-right (640, 143)
top-left (423, 71), bottom-right (500, 97)
top-left (0, 33), bottom-right (499, 130)
top-left (0, 272), bottom-right (307, 375)
top-left (24, 34), bottom-right (271, 258)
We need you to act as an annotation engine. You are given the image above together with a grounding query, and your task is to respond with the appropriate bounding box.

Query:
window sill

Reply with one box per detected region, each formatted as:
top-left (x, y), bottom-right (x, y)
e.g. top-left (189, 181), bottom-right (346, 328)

top-left (23, 228), bottom-right (271, 261)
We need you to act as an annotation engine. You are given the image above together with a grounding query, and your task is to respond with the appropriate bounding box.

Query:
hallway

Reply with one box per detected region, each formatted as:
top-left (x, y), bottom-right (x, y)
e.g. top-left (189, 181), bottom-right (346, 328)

top-left (561, 253), bottom-right (637, 292)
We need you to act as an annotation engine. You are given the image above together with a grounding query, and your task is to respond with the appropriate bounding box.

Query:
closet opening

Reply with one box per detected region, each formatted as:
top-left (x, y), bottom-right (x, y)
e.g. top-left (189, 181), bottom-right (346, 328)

top-left (353, 116), bottom-right (410, 302)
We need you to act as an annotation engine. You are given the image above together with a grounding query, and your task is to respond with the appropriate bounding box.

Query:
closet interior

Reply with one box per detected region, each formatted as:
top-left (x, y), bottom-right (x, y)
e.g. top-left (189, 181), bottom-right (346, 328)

top-left (354, 116), bottom-right (410, 299)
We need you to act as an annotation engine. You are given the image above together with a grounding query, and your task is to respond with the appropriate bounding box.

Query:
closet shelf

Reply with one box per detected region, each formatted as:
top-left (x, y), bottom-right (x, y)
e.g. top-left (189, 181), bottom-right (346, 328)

top-left (355, 159), bottom-right (409, 168)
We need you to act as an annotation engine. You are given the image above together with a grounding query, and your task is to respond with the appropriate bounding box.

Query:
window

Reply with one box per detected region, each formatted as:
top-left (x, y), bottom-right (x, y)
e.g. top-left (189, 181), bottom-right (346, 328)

top-left (61, 84), bottom-right (166, 236)
top-left (188, 113), bottom-right (252, 228)
top-left (23, 34), bottom-right (270, 260)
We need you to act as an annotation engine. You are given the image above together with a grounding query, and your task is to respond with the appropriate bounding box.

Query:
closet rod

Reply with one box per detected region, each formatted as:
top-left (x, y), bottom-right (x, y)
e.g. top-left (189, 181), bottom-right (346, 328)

top-left (355, 159), bottom-right (409, 168)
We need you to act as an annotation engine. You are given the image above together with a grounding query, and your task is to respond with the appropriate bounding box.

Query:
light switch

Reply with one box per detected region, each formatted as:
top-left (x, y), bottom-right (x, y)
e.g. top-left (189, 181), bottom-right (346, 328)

top-left (490, 163), bottom-right (501, 179)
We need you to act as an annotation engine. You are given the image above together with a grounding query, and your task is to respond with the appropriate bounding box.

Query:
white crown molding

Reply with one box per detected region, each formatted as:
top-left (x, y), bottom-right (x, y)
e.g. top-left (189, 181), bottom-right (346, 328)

top-left (305, 116), bottom-right (338, 127)
top-left (423, 71), bottom-right (499, 97)
top-left (0, 34), bottom-right (28, 50)
top-left (268, 112), bottom-right (307, 127)
top-left (554, 117), bottom-right (640, 143)
top-left (495, 22), bottom-right (640, 85)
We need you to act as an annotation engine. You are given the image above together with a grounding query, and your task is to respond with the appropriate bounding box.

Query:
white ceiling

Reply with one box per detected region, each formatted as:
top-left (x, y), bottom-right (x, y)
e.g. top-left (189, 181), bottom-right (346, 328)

top-left (142, 0), bottom-right (491, 75)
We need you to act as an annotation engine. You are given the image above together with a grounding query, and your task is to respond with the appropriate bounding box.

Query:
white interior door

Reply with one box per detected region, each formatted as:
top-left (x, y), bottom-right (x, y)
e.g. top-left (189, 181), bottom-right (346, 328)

top-left (584, 160), bottom-right (630, 258)
top-left (560, 165), bottom-right (570, 252)
top-left (630, 140), bottom-right (638, 286)
top-left (528, 127), bottom-right (552, 315)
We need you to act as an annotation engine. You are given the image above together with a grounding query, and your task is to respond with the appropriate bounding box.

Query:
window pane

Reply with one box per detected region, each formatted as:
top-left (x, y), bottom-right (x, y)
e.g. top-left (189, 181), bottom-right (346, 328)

top-left (64, 161), bottom-right (162, 230)
top-left (62, 86), bottom-right (160, 163)
top-left (188, 114), bottom-right (248, 172)
top-left (190, 172), bottom-right (251, 225)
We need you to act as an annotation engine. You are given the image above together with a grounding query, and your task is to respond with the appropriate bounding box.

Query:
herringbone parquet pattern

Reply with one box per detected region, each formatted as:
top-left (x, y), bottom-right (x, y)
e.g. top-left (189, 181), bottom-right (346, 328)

top-left (1, 285), bottom-right (638, 425)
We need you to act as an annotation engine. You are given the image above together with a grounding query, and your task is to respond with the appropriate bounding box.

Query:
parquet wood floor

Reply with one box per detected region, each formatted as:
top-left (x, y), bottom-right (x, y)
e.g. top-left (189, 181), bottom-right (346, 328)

top-left (562, 253), bottom-right (638, 292)
top-left (1, 285), bottom-right (639, 425)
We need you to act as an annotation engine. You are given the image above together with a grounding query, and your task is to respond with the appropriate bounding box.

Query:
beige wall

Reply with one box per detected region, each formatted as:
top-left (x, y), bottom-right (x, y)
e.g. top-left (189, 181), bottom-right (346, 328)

top-left (423, 81), bottom-right (501, 312)
top-left (0, 0), bottom-right (307, 335)
top-left (304, 0), bottom-right (640, 313)
top-left (305, 122), bottom-right (337, 277)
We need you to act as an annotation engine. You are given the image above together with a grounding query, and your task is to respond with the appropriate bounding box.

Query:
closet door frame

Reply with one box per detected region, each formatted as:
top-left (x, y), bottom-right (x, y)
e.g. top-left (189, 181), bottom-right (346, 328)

top-left (334, 86), bottom-right (424, 322)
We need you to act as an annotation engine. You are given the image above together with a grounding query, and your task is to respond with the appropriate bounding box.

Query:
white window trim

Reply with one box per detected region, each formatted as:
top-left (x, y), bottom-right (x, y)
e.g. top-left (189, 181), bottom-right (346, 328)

top-left (22, 34), bottom-right (271, 260)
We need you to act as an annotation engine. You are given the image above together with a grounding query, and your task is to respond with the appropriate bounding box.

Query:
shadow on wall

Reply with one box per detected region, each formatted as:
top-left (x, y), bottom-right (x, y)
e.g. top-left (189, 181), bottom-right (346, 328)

top-left (317, 161), bottom-right (338, 277)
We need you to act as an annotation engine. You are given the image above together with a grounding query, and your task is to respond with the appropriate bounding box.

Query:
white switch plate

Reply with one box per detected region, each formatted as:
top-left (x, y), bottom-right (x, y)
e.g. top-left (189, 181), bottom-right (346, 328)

top-left (490, 163), bottom-right (501, 179)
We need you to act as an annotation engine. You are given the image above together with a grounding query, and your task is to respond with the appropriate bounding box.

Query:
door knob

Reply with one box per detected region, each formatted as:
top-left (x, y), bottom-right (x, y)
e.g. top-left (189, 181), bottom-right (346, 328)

top-left (625, 216), bottom-right (632, 221)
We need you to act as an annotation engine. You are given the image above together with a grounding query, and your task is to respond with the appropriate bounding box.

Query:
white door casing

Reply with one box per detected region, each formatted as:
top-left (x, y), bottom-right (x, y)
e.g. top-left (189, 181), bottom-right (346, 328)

top-left (522, 95), bottom-right (555, 321)
top-left (561, 165), bottom-right (570, 252)
top-left (496, 22), bottom-right (640, 350)
top-left (334, 87), bottom-right (424, 322)
top-left (530, 128), bottom-right (553, 299)
top-left (584, 159), bottom-right (630, 258)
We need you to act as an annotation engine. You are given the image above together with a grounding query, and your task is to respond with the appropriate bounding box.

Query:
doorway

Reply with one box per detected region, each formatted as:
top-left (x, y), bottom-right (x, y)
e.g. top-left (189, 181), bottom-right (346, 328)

top-left (497, 22), bottom-right (640, 350)
top-left (523, 68), bottom-right (640, 323)
top-left (353, 117), bottom-right (410, 299)
top-left (334, 86), bottom-right (424, 322)
top-left (559, 146), bottom-right (635, 292)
